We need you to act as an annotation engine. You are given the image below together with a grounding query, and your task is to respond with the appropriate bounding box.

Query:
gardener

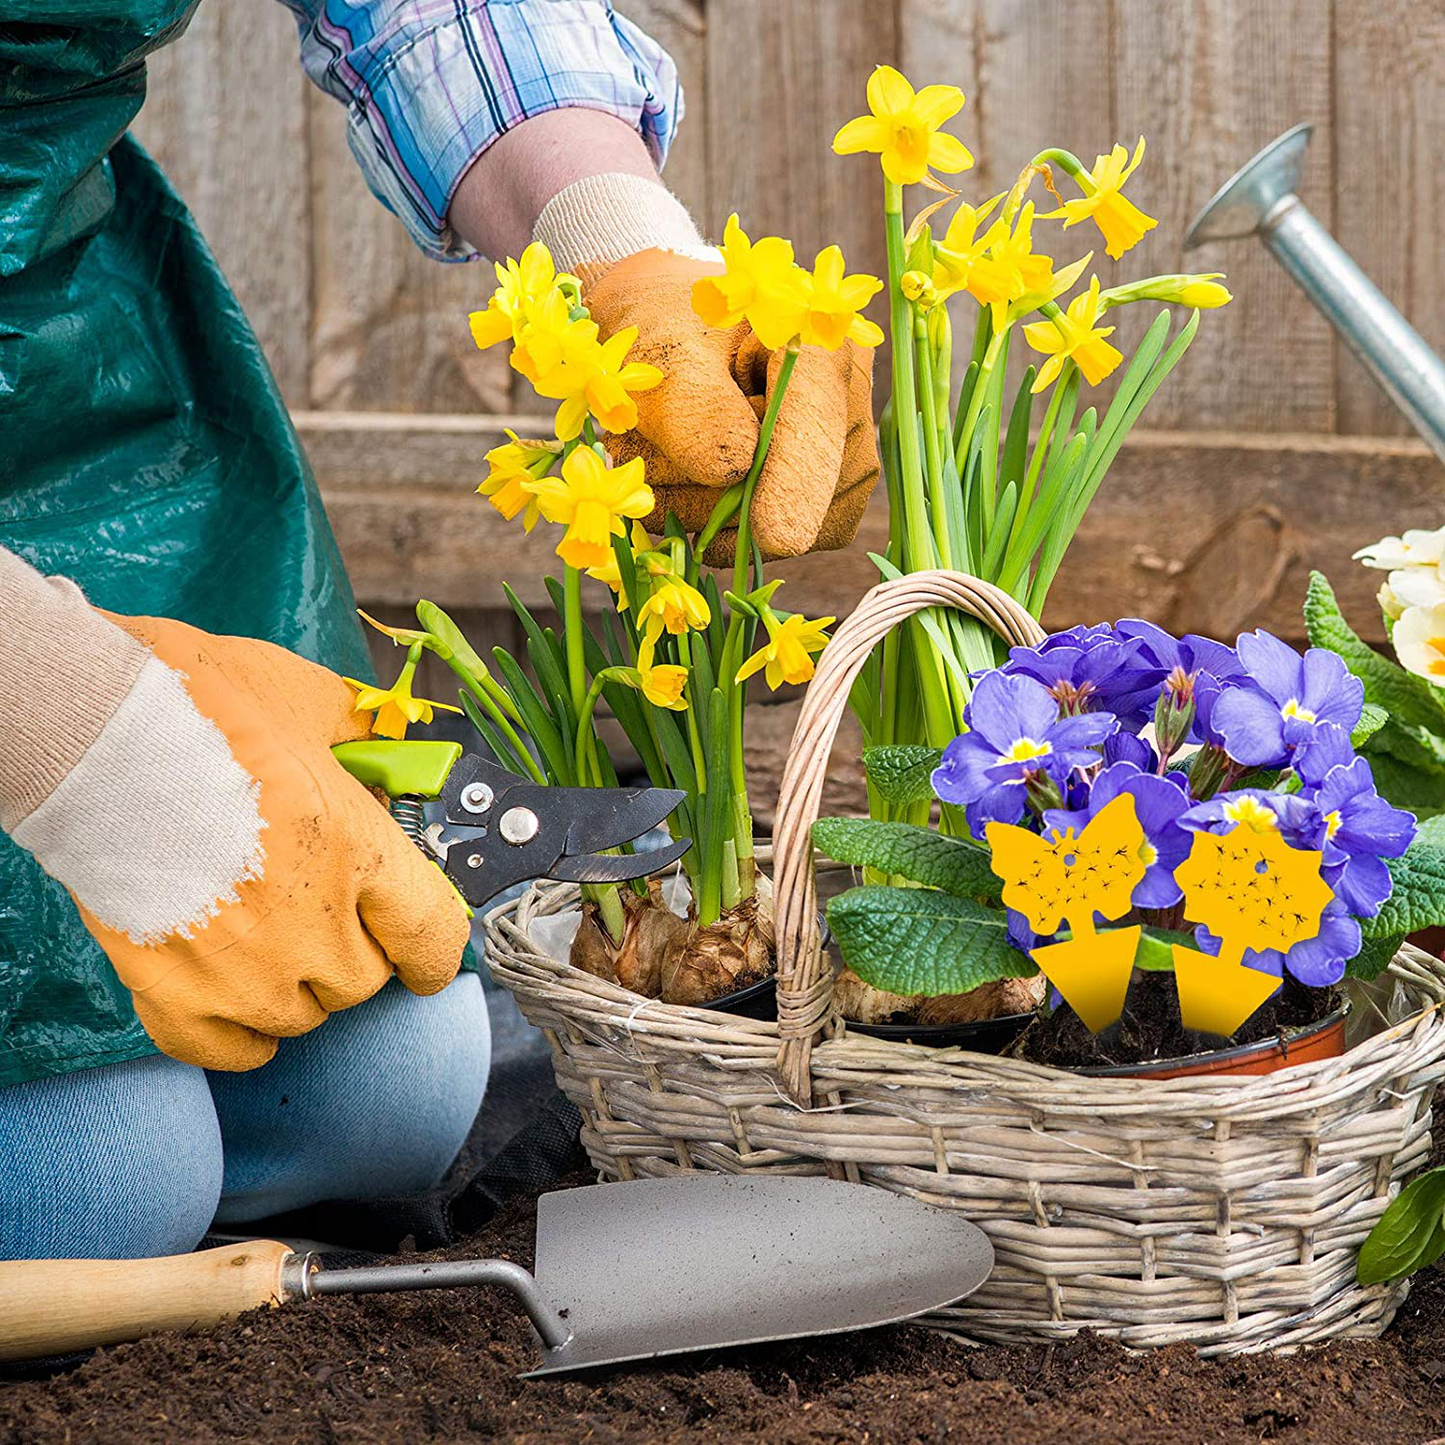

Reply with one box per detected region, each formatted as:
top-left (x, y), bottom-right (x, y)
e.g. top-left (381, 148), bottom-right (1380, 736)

top-left (0, 0), bottom-right (877, 1263)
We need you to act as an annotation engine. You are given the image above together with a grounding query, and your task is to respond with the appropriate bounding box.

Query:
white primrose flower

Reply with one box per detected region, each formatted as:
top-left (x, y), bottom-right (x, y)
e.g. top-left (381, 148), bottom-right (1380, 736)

top-left (1392, 603), bottom-right (1445, 684)
top-left (1379, 580), bottom-right (1406, 621)
top-left (1355, 525), bottom-right (1445, 571)
top-left (1387, 564), bottom-right (1445, 611)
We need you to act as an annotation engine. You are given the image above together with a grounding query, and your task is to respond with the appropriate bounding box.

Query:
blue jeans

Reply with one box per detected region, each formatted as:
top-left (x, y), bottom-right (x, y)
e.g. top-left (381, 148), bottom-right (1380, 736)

top-left (0, 974), bottom-right (489, 1260)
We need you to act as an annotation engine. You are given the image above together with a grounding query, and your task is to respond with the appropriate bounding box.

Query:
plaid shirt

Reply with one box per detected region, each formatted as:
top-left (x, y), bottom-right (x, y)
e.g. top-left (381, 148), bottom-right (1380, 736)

top-left (281, 0), bottom-right (682, 260)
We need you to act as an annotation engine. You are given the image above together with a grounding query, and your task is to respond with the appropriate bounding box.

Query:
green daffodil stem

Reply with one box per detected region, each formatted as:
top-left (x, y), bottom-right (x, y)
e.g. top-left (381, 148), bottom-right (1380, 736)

top-left (449, 665), bottom-right (547, 786)
top-left (955, 328), bottom-right (1006, 475)
top-left (914, 315), bottom-right (950, 568)
top-left (1030, 147), bottom-right (1086, 186)
top-left (563, 564), bottom-right (586, 715)
top-left (731, 341), bottom-right (800, 601)
top-left (574, 671), bottom-right (623, 786)
top-left (884, 180), bottom-right (954, 748)
top-left (693, 488), bottom-right (744, 570)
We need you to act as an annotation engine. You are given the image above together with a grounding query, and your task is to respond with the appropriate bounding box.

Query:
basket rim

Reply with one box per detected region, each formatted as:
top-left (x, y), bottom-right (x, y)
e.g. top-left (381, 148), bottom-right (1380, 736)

top-left (484, 880), bottom-right (1445, 1099)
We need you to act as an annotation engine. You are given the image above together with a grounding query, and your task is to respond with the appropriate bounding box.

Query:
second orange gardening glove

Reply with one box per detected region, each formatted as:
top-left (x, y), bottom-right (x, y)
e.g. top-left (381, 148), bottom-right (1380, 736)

top-left (533, 173), bottom-right (880, 560)
top-left (0, 550), bottom-right (469, 1072)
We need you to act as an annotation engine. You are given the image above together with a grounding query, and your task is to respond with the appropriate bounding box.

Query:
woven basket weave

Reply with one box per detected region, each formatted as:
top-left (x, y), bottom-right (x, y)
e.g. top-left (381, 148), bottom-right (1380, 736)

top-left (485, 570), bottom-right (1445, 1354)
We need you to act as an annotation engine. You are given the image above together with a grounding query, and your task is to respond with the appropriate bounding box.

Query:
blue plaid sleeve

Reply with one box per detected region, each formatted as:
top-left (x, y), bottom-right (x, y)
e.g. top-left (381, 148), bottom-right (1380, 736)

top-left (280, 0), bottom-right (683, 261)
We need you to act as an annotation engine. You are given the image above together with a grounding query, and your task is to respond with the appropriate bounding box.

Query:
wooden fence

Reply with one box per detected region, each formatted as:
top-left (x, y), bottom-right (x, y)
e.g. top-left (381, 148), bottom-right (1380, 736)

top-left (135, 0), bottom-right (1445, 653)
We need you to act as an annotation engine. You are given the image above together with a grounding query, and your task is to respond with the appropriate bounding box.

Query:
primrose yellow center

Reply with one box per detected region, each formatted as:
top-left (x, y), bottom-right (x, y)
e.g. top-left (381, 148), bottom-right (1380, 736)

top-left (1325, 809), bottom-right (1343, 839)
top-left (1281, 699), bottom-right (1317, 723)
top-left (1139, 842), bottom-right (1158, 867)
top-left (1223, 796), bottom-right (1278, 833)
top-left (1428, 637), bottom-right (1445, 677)
top-left (1003, 737), bottom-right (1053, 764)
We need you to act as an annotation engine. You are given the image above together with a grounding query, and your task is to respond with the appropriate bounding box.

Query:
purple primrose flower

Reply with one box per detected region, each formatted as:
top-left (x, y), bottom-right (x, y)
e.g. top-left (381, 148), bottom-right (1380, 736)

top-left (1111, 619), bottom-right (1247, 741)
top-left (1212, 630), bottom-right (1364, 769)
top-left (1194, 904), bottom-right (1362, 989)
top-left (931, 671), bottom-right (1117, 834)
top-left (1003, 624), bottom-right (1153, 712)
top-left (1042, 761), bottom-right (1192, 908)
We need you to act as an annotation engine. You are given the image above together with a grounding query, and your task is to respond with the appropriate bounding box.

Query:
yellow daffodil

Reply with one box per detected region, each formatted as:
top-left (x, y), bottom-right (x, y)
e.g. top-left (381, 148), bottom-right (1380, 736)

top-left (524, 446), bottom-right (653, 570)
top-left (342, 657), bottom-right (461, 741)
top-left (832, 65), bottom-right (972, 186)
top-left (1098, 272), bottom-right (1232, 311)
top-left (635, 658), bottom-right (689, 710)
top-left (1174, 279), bottom-right (1232, 308)
top-left (930, 195), bottom-right (1008, 301)
top-left (530, 325), bottom-right (664, 440)
top-left (1053, 138), bottom-right (1157, 260)
top-left (798, 245), bottom-right (885, 349)
top-left (468, 242), bottom-right (570, 350)
top-left (1023, 277), bottom-right (1123, 392)
top-left (585, 520), bottom-right (651, 607)
top-left (692, 214), bottom-right (808, 350)
top-left (736, 611), bottom-right (834, 690)
top-left (639, 577), bottom-right (712, 637)
top-left (510, 288), bottom-right (600, 387)
top-left (478, 430), bottom-right (558, 530)
top-left (977, 204), bottom-right (1058, 324)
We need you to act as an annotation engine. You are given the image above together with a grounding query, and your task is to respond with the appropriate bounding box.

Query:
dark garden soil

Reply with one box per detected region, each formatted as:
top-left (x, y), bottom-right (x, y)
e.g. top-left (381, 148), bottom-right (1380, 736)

top-left (1014, 968), bottom-right (1340, 1070)
top-left (5, 1150), bottom-right (1445, 1445)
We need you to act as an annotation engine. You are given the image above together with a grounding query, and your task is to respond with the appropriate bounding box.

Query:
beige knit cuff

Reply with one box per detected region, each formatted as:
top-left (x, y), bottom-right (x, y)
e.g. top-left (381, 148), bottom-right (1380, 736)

top-left (0, 548), bottom-right (150, 832)
top-left (532, 171), bottom-right (712, 279)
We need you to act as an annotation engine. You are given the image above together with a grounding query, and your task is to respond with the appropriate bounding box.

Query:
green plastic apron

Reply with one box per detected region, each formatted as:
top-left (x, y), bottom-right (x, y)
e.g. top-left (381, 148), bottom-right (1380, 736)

top-left (0, 2), bottom-right (373, 1087)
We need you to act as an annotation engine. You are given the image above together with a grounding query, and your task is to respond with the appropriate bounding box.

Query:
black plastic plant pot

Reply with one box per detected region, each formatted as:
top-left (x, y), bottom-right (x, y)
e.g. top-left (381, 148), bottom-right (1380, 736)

top-left (703, 973), bottom-right (779, 1019)
top-left (843, 1011), bottom-right (1036, 1054)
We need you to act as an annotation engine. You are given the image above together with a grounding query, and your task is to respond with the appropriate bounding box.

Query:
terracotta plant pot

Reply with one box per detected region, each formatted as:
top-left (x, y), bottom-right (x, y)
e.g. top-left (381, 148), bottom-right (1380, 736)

top-left (1077, 1005), bottom-right (1349, 1080)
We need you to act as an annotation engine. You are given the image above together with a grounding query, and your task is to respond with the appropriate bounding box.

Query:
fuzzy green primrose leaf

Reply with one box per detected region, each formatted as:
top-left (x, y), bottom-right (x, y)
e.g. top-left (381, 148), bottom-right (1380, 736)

top-left (826, 886), bottom-right (1035, 996)
top-left (1358, 1167), bottom-right (1445, 1285)
top-left (1353, 703), bottom-right (1389, 749)
top-left (1364, 839), bottom-right (1445, 939)
top-left (813, 817), bottom-right (1002, 901)
top-left (860, 745), bottom-right (945, 806)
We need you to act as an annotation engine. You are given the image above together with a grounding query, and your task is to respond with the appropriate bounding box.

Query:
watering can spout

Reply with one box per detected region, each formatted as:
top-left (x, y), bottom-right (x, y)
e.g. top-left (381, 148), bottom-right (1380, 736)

top-left (1186, 124), bottom-right (1445, 464)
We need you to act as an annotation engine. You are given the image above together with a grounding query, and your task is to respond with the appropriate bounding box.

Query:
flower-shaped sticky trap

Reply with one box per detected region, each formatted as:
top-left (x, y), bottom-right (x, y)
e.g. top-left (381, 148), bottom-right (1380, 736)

top-left (987, 792), bottom-right (1147, 1031)
top-left (1171, 822), bottom-right (1333, 1037)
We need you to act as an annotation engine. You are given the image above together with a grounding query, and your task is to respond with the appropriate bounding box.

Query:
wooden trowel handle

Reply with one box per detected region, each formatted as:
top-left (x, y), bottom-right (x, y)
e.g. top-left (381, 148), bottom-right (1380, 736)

top-left (0, 1241), bottom-right (299, 1361)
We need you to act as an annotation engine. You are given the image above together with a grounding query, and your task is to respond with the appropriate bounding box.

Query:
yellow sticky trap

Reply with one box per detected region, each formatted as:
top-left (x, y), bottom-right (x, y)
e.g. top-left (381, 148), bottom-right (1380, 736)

top-left (1171, 821), bottom-right (1333, 1037)
top-left (987, 793), bottom-right (1149, 1032)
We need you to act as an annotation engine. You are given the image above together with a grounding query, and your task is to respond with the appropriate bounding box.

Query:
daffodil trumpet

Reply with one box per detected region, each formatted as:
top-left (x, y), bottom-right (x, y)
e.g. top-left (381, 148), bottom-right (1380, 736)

top-left (828, 65), bottom-right (1228, 861)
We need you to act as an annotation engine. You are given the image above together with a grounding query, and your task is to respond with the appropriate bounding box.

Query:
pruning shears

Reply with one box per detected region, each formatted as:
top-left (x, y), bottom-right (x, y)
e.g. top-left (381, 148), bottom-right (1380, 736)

top-left (332, 740), bottom-right (691, 911)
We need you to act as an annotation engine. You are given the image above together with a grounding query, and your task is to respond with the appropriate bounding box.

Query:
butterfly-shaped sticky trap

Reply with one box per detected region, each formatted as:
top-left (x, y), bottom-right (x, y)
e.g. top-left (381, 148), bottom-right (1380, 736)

top-left (1171, 822), bottom-right (1333, 1037)
top-left (986, 793), bottom-right (1147, 1032)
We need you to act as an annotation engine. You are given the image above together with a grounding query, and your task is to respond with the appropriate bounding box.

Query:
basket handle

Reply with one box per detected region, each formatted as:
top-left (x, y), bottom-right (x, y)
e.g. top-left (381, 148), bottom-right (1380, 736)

top-left (770, 570), bottom-right (1047, 1104)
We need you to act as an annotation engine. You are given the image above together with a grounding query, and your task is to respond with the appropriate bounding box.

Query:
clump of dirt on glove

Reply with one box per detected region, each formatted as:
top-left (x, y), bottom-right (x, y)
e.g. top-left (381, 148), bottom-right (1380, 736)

top-left (569, 877), bottom-right (774, 1006)
top-left (7, 1164), bottom-right (1445, 1445)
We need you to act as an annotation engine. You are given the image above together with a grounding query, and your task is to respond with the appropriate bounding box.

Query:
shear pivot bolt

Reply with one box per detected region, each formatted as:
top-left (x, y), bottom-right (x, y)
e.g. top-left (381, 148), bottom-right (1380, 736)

top-left (460, 783), bottom-right (494, 815)
top-left (499, 807), bottom-right (540, 845)
top-left (466, 853), bottom-right (483, 870)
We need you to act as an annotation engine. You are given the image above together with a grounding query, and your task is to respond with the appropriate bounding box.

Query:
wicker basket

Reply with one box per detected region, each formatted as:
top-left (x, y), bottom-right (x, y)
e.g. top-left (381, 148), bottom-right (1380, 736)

top-left (485, 570), bottom-right (1445, 1354)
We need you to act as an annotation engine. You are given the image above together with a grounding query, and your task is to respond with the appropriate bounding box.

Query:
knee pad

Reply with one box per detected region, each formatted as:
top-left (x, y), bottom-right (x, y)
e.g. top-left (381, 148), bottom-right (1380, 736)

top-left (210, 972), bottom-right (491, 1223)
top-left (0, 1055), bottom-right (223, 1260)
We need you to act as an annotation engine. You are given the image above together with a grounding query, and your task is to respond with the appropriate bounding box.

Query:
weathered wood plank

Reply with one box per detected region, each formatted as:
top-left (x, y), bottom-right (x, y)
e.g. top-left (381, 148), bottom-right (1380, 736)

top-left (301, 410), bottom-right (1443, 643)
top-left (1110, 0), bottom-right (1336, 433)
top-left (703, 0), bottom-right (895, 279)
top-left (305, 85), bottom-right (515, 416)
top-left (1333, 0), bottom-right (1445, 436)
top-left (619, 0), bottom-right (710, 222)
top-left (133, 0), bottom-right (311, 404)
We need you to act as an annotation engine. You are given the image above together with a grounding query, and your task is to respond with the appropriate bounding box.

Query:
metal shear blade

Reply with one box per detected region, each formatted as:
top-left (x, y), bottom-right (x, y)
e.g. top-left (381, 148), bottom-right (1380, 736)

top-left (436, 754), bottom-right (690, 908)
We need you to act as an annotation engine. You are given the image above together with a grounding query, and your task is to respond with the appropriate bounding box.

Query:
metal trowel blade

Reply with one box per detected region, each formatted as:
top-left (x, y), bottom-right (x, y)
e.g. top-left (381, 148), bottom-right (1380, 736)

top-left (524, 1173), bottom-right (993, 1377)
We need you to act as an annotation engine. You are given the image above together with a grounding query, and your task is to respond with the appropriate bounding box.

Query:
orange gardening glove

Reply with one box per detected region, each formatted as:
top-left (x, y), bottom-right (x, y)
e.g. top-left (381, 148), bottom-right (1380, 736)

top-left (585, 249), bottom-right (880, 561)
top-left (531, 175), bottom-right (879, 561)
top-left (12, 611), bottom-right (469, 1072)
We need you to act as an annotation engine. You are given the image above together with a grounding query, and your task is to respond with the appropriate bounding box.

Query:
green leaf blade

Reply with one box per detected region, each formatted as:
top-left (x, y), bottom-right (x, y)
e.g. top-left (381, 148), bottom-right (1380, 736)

top-left (813, 818), bottom-right (1002, 900)
top-left (1358, 1168), bottom-right (1445, 1284)
top-left (861, 745), bottom-right (945, 806)
top-left (826, 886), bottom-right (1035, 996)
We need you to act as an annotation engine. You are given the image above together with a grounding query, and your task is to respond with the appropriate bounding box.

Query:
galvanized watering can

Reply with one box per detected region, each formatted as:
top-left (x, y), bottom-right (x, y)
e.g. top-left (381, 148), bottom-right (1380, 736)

top-left (1186, 123), bottom-right (1445, 463)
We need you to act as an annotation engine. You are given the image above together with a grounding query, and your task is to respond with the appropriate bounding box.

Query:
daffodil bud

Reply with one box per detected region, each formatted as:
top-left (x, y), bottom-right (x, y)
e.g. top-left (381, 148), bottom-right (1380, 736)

top-left (1099, 272), bottom-right (1232, 311)
top-left (901, 269), bottom-right (936, 306)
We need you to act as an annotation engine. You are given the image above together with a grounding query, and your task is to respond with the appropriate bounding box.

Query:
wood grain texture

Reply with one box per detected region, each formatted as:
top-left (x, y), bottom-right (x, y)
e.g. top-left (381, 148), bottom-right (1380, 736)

top-left (310, 411), bottom-right (1433, 644)
top-left (306, 89), bottom-right (513, 415)
top-left (704, 0), bottom-right (895, 278)
top-left (620, 0), bottom-right (710, 222)
top-left (1111, 0), bottom-right (1336, 433)
top-left (132, 0), bottom-right (311, 404)
top-left (1334, 0), bottom-right (1445, 435)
